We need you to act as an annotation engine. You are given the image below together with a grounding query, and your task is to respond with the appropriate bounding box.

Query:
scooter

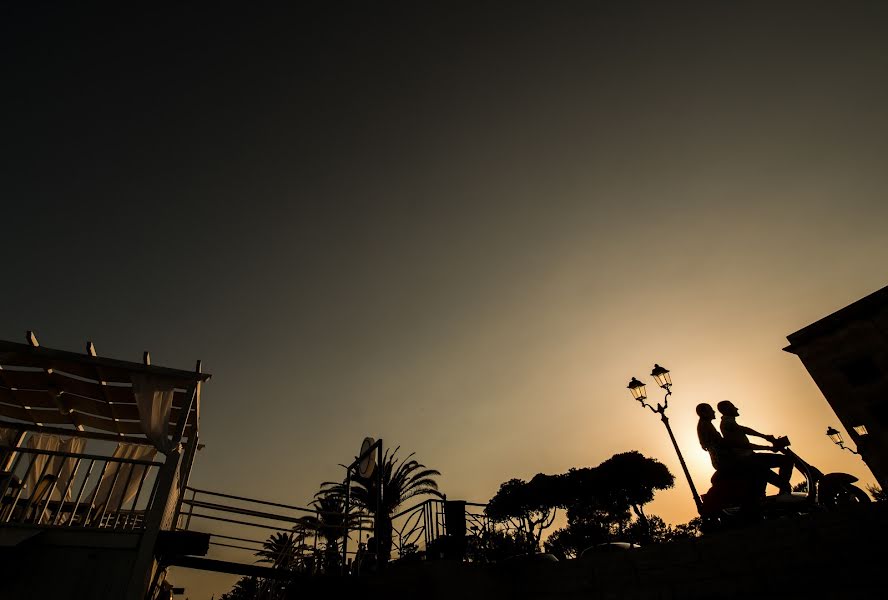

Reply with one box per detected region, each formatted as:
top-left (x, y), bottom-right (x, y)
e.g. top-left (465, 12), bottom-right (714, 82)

top-left (700, 436), bottom-right (870, 532)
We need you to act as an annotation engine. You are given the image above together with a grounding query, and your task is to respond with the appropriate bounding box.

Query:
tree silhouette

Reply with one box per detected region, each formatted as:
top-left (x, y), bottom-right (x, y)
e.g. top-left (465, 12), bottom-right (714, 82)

top-left (219, 576), bottom-right (259, 600)
top-left (319, 446), bottom-right (443, 564)
top-left (490, 450), bottom-right (675, 558)
top-left (589, 451), bottom-right (674, 539)
top-left (298, 492), bottom-right (355, 574)
top-left (255, 531), bottom-right (301, 571)
top-left (485, 474), bottom-right (560, 553)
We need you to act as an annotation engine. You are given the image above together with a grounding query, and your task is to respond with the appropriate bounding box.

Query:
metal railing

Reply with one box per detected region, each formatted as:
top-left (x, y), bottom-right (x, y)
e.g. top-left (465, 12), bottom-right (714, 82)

top-left (178, 486), bottom-right (374, 573)
top-left (0, 445), bottom-right (163, 530)
top-left (391, 499), bottom-right (493, 559)
top-left (390, 498), bottom-right (444, 557)
top-left (176, 486), bottom-right (505, 571)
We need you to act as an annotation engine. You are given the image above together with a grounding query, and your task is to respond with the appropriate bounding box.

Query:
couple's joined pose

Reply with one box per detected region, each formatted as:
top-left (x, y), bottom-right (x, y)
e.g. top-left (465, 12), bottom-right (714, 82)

top-left (696, 400), bottom-right (793, 495)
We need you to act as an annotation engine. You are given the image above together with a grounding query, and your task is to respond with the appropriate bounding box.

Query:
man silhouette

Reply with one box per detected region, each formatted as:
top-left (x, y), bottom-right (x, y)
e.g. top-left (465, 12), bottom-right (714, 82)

top-left (717, 400), bottom-right (792, 494)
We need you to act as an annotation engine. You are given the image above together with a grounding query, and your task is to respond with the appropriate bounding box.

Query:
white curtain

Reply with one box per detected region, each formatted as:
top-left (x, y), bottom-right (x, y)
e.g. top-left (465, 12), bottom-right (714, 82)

top-left (132, 374), bottom-right (176, 454)
top-left (92, 442), bottom-right (157, 511)
top-left (25, 433), bottom-right (88, 501)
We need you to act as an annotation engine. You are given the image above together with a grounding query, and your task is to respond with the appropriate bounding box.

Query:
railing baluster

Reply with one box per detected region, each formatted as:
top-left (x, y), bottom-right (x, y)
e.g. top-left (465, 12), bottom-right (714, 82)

top-left (68, 459), bottom-right (96, 527)
top-left (112, 462), bottom-right (137, 530)
top-left (22, 453), bottom-right (52, 524)
top-left (127, 463), bottom-right (149, 530)
top-left (143, 466), bottom-right (163, 527)
top-left (6, 454), bottom-right (34, 523)
top-left (0, 448), bottom-right (26, 507)
top-left (50, 457), bottom-right (82, 526)
top-left (34, 460), bottom-right (65, 525)
top-left (96, 460), bottom-right (123, 528)
top-left (83, 459), bottom-right (109, 527)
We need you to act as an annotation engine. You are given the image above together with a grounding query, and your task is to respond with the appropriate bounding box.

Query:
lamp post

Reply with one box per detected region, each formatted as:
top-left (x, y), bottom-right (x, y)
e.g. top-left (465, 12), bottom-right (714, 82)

top-left (826, 425), bottom-right (860, 456)
top-left (627, 364), bottom-right (703, 514)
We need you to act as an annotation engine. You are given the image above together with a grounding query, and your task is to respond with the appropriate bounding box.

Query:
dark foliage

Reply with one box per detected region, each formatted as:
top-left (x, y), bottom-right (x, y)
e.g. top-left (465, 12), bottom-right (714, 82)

top-left (486, 450), bottom-right (675, 555)
top-left (319, 446), bottom-right (443, 564)
top-left (867, 484), bottom-right (886, 502)
top-left (485, 474), bottom-right (560, 551)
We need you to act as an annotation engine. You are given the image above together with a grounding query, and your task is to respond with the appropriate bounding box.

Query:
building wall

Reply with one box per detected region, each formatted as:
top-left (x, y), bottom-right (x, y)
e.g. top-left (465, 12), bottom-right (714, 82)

top-left (0, 528), bottom-right (147, 600)
top-left (785, 287), bottom-right (888, 489)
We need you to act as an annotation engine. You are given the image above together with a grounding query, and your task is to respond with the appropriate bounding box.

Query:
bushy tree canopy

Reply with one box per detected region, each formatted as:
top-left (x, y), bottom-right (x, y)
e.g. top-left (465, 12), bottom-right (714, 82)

top-left (485, 450), bottom-right (675, 556)
top-left (485, 474), bottom-right (560, 551)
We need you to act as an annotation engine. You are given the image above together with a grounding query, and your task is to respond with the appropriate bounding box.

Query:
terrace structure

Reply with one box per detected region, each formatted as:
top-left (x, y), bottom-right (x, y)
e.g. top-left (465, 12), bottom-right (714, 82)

top-left (0, 333), bottom-right (209, 600)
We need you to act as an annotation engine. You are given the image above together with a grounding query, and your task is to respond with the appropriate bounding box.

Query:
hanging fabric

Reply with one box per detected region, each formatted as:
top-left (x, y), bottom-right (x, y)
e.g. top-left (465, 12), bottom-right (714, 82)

top-left (92, 442), bottom-right (157, 512)
top-left (25, 433), bottom-right (87, 501)
top-left (131, 374), bottom-right (176, 454)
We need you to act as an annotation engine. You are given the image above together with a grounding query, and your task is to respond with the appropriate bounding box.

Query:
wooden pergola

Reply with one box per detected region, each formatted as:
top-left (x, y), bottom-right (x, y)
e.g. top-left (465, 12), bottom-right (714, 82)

top-left (0, 332), bottom-right (212, 600)
top-left (0, 333), bottom-right (208, 443)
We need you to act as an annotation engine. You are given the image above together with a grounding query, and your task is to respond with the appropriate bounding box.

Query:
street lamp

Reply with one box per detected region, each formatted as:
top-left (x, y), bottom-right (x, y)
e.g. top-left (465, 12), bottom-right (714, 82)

top-left (826, 425), bottom-right (860, 455)
top-left (626, 364), bottom-right (703, 514)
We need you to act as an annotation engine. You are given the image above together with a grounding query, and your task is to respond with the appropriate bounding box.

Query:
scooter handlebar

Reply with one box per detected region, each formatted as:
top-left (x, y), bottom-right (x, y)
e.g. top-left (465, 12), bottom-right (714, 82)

top-left (772, 435), bottom-right (791, 450)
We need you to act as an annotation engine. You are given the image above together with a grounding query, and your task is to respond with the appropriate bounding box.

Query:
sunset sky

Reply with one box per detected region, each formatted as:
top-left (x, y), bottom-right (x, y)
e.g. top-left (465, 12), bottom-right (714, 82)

top-left (3, 2), bottom-right (888, 597)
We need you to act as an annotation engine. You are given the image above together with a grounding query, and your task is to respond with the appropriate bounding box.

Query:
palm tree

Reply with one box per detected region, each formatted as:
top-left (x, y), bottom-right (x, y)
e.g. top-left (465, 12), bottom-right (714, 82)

top-left (319, 446), bottom-right (443, 564)
top-left (219, 576), bottom-right (259, 600)
top-left (297, 492), bottom-right (355, 574)
top-left (255, 531), bottom-right (299, 571)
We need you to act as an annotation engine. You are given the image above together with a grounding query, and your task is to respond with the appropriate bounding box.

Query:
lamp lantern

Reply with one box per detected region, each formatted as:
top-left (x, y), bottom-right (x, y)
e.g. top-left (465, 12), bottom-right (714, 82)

top-left (627, 377), bottom-right (647, 402)
top-left (826, 426), bottom-right (844, 447)
top-left (650, 364), bottom-right (672, 389)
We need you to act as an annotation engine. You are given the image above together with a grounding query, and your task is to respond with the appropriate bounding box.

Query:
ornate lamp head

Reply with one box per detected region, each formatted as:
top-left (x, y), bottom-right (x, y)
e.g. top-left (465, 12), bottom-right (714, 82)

top-left (826, 426), bottom-right (844, 447)
top-left (650, 364), bottom-right (671, 389)
top-left (627, 377), bottom-right (647, 402)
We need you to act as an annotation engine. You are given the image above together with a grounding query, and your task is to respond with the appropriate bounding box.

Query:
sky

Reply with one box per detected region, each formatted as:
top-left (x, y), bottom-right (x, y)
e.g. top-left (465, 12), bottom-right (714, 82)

top-left (3, 1), bottom-right (888, 597)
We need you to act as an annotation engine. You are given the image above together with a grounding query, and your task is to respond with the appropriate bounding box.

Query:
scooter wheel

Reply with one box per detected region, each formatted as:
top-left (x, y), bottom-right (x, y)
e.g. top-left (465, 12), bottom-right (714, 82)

top-left (821, 483), bottom-right (871, 507)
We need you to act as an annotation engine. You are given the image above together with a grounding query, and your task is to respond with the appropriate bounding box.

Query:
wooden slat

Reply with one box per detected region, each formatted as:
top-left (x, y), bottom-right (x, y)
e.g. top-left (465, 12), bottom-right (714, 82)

top-left (49, 361), bottom-right (114, 381)
top-left (0, 402), bottom-right (30, 421)
top-left (49, 373), bottom-right (107, 400)
top-left (0, 369), bottom-right (50, 389)
top-left (0, 388), bottom-right (57, 409)
top-left (114, 420), bottom-right (146, 435)
top-left (27, 407), bottom-right (76, 425)
top-left (0, 387), bottom-right (17, 404)
top-left (171, 390), bottom-right (190, 408)
top-left (75, 411), bottom-right (122, 433)
top-left (63, 394), bottom-right (114, 419)
top-left (51, 360), bottom-right (150, 384)
top-left (106, 385), bottom-right (137, 404)
top-left (109, 402), bottom-right (140, 421)
top-left (169, 406), bottom-right (197, 424)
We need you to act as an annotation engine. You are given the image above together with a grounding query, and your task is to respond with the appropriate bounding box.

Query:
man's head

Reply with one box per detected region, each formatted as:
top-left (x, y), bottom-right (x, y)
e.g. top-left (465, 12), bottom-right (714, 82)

top-left (696, 403), bottom-right (715, 420)
top-left (717, 400), bottom-right (739, 417)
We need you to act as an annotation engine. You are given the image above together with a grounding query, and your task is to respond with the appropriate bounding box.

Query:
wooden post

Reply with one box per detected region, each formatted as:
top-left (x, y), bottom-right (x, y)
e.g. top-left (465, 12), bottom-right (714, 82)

top-left (173, 378), bottom-right (201, 528)
top-left (124, 381), bottom-right (197, 600)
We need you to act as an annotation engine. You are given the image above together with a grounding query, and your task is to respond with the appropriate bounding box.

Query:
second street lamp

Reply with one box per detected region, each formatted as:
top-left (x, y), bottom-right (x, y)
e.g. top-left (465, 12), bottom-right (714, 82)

top-left (626, 364), bottom-right (703, 514)
top-left (826, 425), bottom-right (860, 456)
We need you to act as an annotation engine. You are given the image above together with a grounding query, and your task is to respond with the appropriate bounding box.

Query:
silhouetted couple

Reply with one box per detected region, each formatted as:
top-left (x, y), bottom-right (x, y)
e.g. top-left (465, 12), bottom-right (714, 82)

top-left (697, 400), bottom-right (792, 495)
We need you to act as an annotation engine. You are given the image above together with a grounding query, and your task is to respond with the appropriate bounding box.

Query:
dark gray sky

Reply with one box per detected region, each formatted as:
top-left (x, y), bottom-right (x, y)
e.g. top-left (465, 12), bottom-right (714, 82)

top-left (4, 2), bottom-right (888, 595)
